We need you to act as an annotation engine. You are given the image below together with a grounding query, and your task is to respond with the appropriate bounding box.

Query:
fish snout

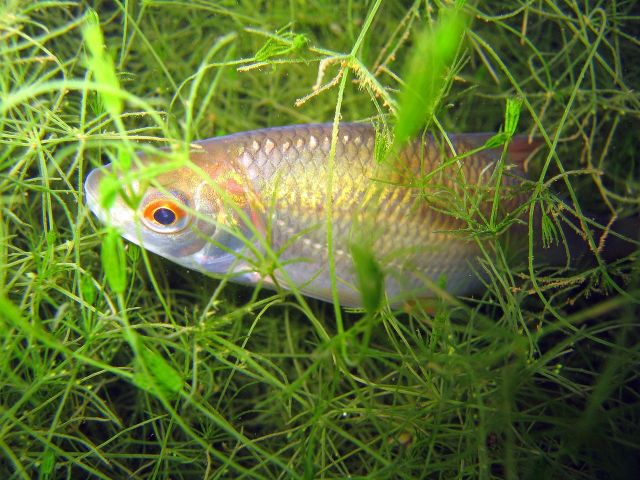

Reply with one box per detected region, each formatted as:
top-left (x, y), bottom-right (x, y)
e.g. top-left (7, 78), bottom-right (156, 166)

top-left (84, 165), bottom-right (113, 223)
top-left (84, 168), bottom-right (103, 203)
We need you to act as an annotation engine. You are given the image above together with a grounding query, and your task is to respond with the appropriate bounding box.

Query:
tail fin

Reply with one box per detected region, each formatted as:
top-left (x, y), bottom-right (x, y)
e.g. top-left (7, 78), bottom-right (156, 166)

top-left (597, 214), bottom-right (640, 262)
top-left (537, 210), bottom-right (639, 266)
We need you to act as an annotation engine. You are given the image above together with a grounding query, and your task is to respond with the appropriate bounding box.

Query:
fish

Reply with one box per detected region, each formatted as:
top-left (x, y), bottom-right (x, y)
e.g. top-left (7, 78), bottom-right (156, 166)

top-left (84, 123), bottom-right (622, 307)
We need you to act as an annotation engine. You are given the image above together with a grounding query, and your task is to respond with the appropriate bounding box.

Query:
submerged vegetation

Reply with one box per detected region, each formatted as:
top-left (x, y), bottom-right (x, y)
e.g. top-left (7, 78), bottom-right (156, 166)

top-left (1, 0), bottom-right (639, 478)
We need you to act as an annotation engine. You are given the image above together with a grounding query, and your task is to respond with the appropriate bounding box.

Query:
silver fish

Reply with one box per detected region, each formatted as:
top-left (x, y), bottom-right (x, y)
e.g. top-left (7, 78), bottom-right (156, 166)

top-left (85, 123), bottom-right (548, 307)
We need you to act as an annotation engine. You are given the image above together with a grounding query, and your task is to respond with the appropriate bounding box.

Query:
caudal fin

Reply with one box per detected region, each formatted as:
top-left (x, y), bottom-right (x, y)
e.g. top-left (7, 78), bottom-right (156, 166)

top-left (537, 210), bottom-right (639, 266)
top-left (597, 214), bottom-right (640, 261)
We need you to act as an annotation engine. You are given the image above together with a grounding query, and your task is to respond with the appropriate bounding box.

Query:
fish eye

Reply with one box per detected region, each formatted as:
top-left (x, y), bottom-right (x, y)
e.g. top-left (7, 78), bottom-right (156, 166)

top-left (153, 206), bottom-right (177, 225)
top-left (140, 192), bottom-right (191, 234)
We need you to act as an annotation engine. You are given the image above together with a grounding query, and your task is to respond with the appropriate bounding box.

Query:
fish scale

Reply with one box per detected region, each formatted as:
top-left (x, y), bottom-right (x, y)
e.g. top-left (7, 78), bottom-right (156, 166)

top-left (211, 124), bottom-right (527, 305)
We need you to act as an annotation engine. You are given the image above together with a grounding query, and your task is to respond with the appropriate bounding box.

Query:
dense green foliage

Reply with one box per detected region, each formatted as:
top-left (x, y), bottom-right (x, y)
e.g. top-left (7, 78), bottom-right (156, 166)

top-left (1, 1), bottom-right (638, 478)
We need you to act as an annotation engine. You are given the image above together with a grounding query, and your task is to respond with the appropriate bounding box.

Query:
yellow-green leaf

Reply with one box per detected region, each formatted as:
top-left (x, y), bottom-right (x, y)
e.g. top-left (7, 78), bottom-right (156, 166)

top-left (82, 8), bottom-right (122, 116)
top-left (80, 275), bottom-right (97, 305)
top-left (254, 25), bottom-right (308, 62)
top-left (98, 174), bottom-right (121, 210)
top-left (102, 227), bottom-right (127, 294)
top-left (134, 345), bottom-right (183, 398)
top-left (350, 242), bottom-right (384, 314)
top-left (504, 96), bottom-right (523, 137)
top-left (483, 132), bottom-right (509, 149)
top-left (39, 448), bottom-right (56, 480)
top-left (394, 7), bottom-right (467, 146)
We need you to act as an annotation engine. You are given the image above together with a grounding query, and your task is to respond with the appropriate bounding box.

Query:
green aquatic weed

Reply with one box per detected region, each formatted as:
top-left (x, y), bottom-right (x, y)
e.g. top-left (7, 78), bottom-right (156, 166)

top-left (0, 1), bottom-right (638, 479)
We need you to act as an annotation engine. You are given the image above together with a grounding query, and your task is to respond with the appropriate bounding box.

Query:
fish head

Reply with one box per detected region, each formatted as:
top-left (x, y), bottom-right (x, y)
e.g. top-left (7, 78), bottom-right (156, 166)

top-left (84, 149), bottom-right (255, 275)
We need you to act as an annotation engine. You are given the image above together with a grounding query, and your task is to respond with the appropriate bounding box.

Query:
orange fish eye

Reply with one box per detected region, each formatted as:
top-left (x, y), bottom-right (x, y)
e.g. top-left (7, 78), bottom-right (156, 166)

top-left (143, 199), bottom-right (185, 227)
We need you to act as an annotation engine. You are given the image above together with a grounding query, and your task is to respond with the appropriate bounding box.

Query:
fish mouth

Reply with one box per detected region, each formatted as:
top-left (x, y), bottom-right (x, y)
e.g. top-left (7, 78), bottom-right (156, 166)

top-left (84, 165), bottom-right (144, 249)
top-left (84, 166), bottom-right (107, 221)
top-left (84, 164), bottom-right (138, 231)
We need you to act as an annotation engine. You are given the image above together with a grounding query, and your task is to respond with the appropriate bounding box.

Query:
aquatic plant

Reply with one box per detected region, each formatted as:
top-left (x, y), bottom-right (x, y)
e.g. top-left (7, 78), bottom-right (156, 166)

top-left (1, 1), bottom-right (638, 478)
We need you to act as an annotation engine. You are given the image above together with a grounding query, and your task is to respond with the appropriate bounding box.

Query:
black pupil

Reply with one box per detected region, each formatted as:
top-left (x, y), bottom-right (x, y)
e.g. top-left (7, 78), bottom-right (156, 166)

top-left (153, 207), bottom-right (176, 225)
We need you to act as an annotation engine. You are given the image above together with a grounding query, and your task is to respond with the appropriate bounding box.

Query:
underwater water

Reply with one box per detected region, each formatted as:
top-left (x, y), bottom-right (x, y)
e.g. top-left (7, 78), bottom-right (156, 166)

top-left (1, 1), bottom-right (639, 478)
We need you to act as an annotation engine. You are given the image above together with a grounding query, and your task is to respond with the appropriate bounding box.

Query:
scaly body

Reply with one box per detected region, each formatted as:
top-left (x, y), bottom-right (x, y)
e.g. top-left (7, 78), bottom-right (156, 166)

top-left (85, 123), bottom-right (537, 306)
